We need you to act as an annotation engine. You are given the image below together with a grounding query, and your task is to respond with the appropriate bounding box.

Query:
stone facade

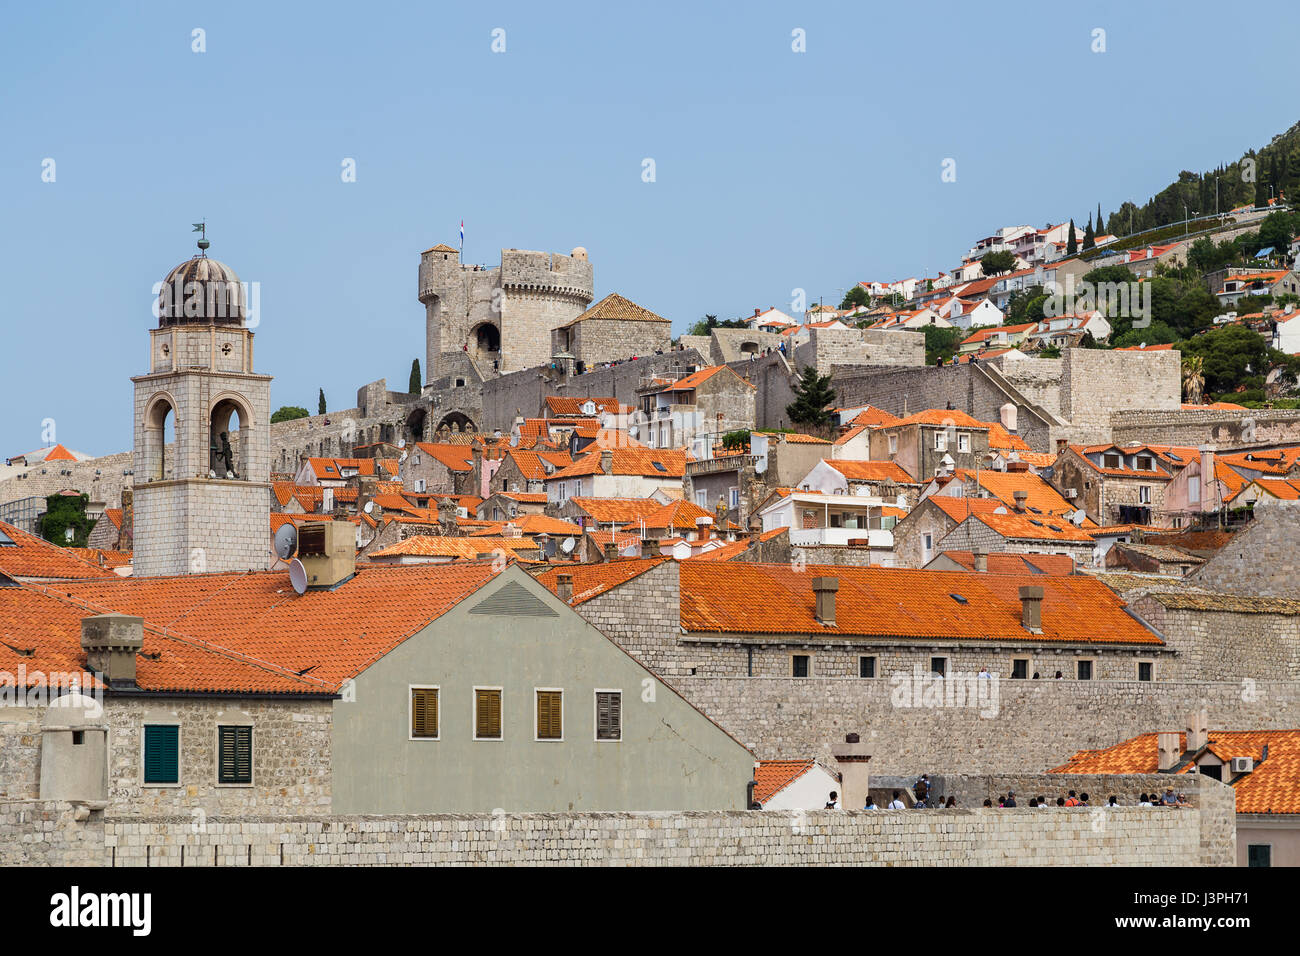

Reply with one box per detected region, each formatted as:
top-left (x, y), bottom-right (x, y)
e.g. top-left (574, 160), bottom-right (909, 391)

top-left (673, 677), bottom-right (1300, 772)
top-left (1111, 407), bottom-right (1300, 450)
top-left (1188, 503), bottom-right (1300, 598)
top-left (1128, 592), bottom-right (1300, 681)
top-left (564, 317), bottom-right (671, 370)
top-left (0, 776), bottom-right (1234, 866)
top-left (0, 698), bottom-right (332, 817)
top-left (419, 246), bottom-right (594, 379)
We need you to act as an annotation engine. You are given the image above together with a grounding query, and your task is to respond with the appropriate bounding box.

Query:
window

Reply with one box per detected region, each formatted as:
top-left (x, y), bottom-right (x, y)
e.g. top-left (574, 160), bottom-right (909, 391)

top-left (729, 487), bottom-right (739, 509)
top-left (1103, 453), bottom-right (1120, 469)
top-left (696, 490), bottom-right (708, 508)
top-left (535, 690), bottom-right (563, 740)
top-left (957, 433), bottom-right (970, 453)
top-left (595, 691), bottom-right (622, 741)
top-left (1076, 659), bottom-right (1093, 681)
top-left (1137, 661), bottom-right (1153, 682)
top-left (410, 686), bottom-right (439, 739)
top-left (1011, 658), bottom-right (1029, 680)
top-left (923, 533), bottom-right (934, 560)
top-left (888, 435), bottom-right (898, 455)
top-left (1137, 456), bottom-right (1153, 471)
top-left (1139, 485), bottom-right (1151, 504)
top-left (934, 431), bottom-right (948, 451)
top-left (474, 688), bottom-right (503, 739)
top-left (792, 654), bottom-right (810, 678)
top-left (142, 724), bottom-right (179, 785)
top-left (217, 725), bottom-right (253, 785)
top-left (1248, 844), bottom-right (1272, 868)
top-left (930, 657), bottom-right (947, 678)
top-left (859, 656), bottom-right (877, 679)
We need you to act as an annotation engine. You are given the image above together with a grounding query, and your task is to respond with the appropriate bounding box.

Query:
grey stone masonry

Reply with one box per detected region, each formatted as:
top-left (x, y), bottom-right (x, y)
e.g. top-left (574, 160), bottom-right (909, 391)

top-left (0, 774), bottom-right (1233, 865)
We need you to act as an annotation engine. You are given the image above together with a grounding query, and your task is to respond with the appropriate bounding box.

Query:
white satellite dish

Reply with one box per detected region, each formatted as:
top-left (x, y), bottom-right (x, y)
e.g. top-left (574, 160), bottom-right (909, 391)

top-left (560, 537), bottom-right (576, 554)
top-left (628, 425), bottom-right (639, 439)
top-left (397, 438), bottom-right (406, 449)
top-left (288, 558), bottom-right (308, 595)
top-left (363, 500), bottom-right (375, 515)
top-left (1071, 508), bottom-right (1086, 526)
top-left (399, 450), bottom-right (407, 463)
top-left (274, 523), bottom-right (298, 560)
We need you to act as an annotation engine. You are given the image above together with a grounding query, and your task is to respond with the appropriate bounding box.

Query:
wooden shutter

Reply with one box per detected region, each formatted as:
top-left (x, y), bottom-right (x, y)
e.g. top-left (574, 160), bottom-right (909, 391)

top-left (536, 691), bottom-right (562, 739)
top-left (143, 724), bottom-right (179, 783)
top-left (476, 689), bottom-right (501, 738)
top-left (596, 692), bottom-right (621, 740)
top-left (411, 688), bottom-right (439, 738)
top-left (218, 725), bottom-right (252, 784)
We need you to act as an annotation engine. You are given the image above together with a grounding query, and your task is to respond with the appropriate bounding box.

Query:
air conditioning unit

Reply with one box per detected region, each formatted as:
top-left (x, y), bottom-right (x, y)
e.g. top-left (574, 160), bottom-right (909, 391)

top-left (1230, 756), bottom-right (1254, 774)
top-left (1064, 489), bottom-right (1078, 499)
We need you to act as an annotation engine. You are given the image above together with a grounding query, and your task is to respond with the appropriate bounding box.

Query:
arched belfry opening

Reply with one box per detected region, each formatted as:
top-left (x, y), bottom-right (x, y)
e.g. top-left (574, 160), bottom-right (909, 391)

top-left (209, 397), bottom-right (249, 479)
top-left (143, 395), bottom-right (176, 481)
top-left (469, 322), bottom-right (501, 362)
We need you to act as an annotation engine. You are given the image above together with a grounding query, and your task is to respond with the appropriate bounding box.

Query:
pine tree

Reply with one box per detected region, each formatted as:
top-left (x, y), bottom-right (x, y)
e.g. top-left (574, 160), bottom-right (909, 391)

top-left (1082, 217), bottom-right (1096, 251)
top-left (409, 358), bottom-right (422, 394)
top-left (1066, 219), bottom-right (1078, 255)
top-left (318, 388), bottom-right (327, 415)
top-left (785, 366), bottom-right (836, 430)
top-left (1096, 203), bottom-right (1104, 236)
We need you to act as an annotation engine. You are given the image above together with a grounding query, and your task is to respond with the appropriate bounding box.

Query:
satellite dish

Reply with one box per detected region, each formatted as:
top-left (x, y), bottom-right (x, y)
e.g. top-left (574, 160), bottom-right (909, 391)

top-left (363, 500), bottom-right (375, 514)
top-left (274, 523), bottom-right (298, 560)
top-left (628, 425), bottom-right (639, 439)
top-left (560, 537), bottom-right (576, 554)
top-left (600, 412), bottom-right (612, 428)
top-left (288, 558), bottom-right (308, 595)
top-left (1071, 508), bottom-right (1086, 526)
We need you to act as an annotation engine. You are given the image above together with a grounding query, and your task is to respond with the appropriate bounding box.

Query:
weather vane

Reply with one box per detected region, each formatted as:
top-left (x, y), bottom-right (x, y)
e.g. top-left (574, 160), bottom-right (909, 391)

top-left (193, 221), bottom-right (209, 255)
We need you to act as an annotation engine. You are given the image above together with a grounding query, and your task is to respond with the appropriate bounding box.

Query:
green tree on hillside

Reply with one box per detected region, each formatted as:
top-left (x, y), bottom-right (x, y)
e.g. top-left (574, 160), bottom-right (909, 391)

top-left (318, 389), bottom-right (327, 415)
top-left (271, 405), bottom-right (310, 424)
top-left (1066, 219), bottom-right (1078, 256)
top-left (924, 325), bottom-right (966, 365)
top-left (840, 285), bottom-right (871, 310)
top-left (786, 366), bottom-right (836, 429)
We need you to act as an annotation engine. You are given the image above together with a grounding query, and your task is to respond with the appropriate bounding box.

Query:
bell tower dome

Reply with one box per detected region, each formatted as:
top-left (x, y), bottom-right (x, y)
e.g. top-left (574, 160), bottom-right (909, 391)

top-left (130, 227), bottom-right (272, 576)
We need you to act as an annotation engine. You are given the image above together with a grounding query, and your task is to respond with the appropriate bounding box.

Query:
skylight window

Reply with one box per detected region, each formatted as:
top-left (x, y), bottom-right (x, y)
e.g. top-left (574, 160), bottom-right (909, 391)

top-left (652, 461), bottom-right (667, 473)
top-left (949, 593), bottom-right (967, 604)
top-left (0, 530), bottom-right (16, 547)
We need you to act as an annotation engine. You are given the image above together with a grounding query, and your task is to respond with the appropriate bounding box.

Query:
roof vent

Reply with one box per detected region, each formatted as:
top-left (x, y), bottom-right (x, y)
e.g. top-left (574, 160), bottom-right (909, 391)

top-left (1018, 585), bottom-right (1044, 631)
top-left (812, 576), bottom-right (838, 626)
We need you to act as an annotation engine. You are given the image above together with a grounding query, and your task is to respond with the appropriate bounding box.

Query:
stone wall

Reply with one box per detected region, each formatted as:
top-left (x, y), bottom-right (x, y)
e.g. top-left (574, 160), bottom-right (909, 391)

top-left (1110, 408), bottom-right (1300, 449)
top-left (671, 677), bottom-right (1300, 771)
top-left (1187, 503), bottom-right (1300, 598)
top-left (0, 698), bottom-right (332, 817)
top-left (1129, 594), bottom-right (1300, 681)
top-left (1058, 348), bottom-right (1181, 443)
top-left (0, 787), bottom-right (1234, 866)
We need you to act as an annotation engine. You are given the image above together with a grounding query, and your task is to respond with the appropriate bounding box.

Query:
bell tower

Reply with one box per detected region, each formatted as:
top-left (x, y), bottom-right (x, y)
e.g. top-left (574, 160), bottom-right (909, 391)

top-left (130, 228), bottom-right (272, 576)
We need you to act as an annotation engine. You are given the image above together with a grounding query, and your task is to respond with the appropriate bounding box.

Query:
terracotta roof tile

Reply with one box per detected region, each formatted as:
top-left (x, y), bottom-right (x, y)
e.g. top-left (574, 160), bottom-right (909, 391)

top-left (0, 521), bottom-right (117, 580)
top-left (535, 557), bottom-right (671, 605)
top-left (754, 759), bottom-right (816, 804)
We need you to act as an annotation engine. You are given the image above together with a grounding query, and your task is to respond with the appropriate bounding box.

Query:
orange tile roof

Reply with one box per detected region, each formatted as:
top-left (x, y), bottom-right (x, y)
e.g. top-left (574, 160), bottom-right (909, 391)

top-left (684, 539), bottom-right (751, 561)
top-left (567, 497), bottom-right (666, 524)
top-left (925, 497), bottom-right (1008, 523)
top-left (1053, 730), bottom-right (1300, 814)
top-left (934, 551), bottom-right (1076, 575)
top-left (891, 409), bottom-right (991, 429)
top-left (535, 557), bottom-right (672, 605)
top-left (846, 406), bottom-right (901, 428)
top-left (53, 562), bottom-right (506, 693)
top-left (64, 548), bottom-right (133, 570)
top-left (43, 443), bottom-right (78, 462)
top-left (951, 469), bottom-right (1092, 524)
top-left (584, 529), bottom-right (643, 551)
top-left (657, 365), bottom-right (754, 392)
top-left (493, 491), bottom-right (548, 503)
top-left (1250, 477), bottom-right (1300, 500)
top-left (823, 459), bottom-right (917, 484)
top-left (467, 515), bottom-right (582, 536)
top-left (369, 537), bottom-right (537, 560)
top-left (413, 443), bottom-right (475, 473)
top-left (0, 522), bottom-right (117, 580)
top-left (550, 448), bottom-right (686, 480)
top-left (754, 759), bottom-right (818, 805)
top-left (986, 424), bottom-right (1031, 452)
top-left (543, 396), bottom-right (623, 416)
top-left (966, 510), bottom-right (1094, 543)
top-left (103, 508), bottom-right (123, 530)
top-left (628, 499), bottom-right (734, 533)
top-left (755, 432), bottom-right (830, 444)
top-left (960, 322), bottom-right (1036, 346)
top-left (560, 292), bottom-right (668, 327)
top-left (679, 563), bottom-right (1160, 645)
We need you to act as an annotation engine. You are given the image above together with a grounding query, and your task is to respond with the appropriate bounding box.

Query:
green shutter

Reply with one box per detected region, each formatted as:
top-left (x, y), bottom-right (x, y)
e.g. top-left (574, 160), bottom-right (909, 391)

top-left (143, 724), bottom-right (179, 784)
top-left (218, 725), bottom-right (253, 784)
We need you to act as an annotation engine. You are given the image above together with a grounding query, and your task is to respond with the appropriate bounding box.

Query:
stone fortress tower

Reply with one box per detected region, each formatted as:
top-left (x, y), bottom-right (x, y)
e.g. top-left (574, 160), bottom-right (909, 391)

top-left (130, 233), bottom-right (272, 576)
top-left (419, 244), bottom-right (594, 383)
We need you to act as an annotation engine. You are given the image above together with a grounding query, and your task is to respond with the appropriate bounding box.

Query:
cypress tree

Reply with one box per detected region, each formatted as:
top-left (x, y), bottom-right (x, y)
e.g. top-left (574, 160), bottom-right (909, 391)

top-left (1066, 219), bottom-right (1078, 255)
top-left (318, 388), bottom-right (327, 415)
top-left (409, 358), bottom-right (422, 394)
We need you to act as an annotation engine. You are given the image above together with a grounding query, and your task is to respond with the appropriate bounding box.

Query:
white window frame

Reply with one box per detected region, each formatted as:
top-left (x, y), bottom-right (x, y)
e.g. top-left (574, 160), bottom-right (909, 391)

top-left (408, 683), bottom-right (441, 741)
top-left (472, 685), bottom-right (504, 741)
top-left (593, 688), bottom-right (623, 742)
top-left (1139, 485), bottom-right (1151, 504)
top-left (533, 687), bottom-right (564, 742)
top-left (957, 433), bottom-right (970, 453)
top-left (934, 431), bottom-right (947, 451)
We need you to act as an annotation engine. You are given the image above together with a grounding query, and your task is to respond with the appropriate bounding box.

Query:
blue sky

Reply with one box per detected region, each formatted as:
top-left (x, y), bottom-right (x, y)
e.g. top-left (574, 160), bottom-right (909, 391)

top-left (2, 1), bottom-right (1297, 456)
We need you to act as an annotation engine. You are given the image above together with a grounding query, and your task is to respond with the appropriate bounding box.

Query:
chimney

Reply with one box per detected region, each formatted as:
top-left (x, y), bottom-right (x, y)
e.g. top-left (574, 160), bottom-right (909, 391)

top-left (973, 548), bottom-right (988, 572)
top-left (1055, 438), bottom-right (1067, 454)
top-left (696, 515), bottom-right (712, 541)
top-left (603, 541), bottom-right (618, 562)
top-left (1199, 445), bottom-right (1215, 510)
top-left (831, 733), bottom-right (872, 810)
top-left (1186, 708), bottom-right (1209, 752)
top-left (1013, 490), bottom-right (1028, 512)
top-left (813, 576), bottom-right (838, 626)
top-left (1007, 461), bottom-right (1029, 473)
top-left (81, 613), bottom-right (144, 685)
top-left (1018, 585), bottom-right (1043, 630)
top-left (555, 573), bottom-right (573, 603)
top-left (1157, 731), bottom-right (1181, 771)
top-left (641, 537), bottom-right (661, 558)
top-left (600, 449), bottom-right (613, 475)
top-left (1000, 402), bottom-right (1018, 434)
top-left (754, 308), bottom-right (761, 317)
